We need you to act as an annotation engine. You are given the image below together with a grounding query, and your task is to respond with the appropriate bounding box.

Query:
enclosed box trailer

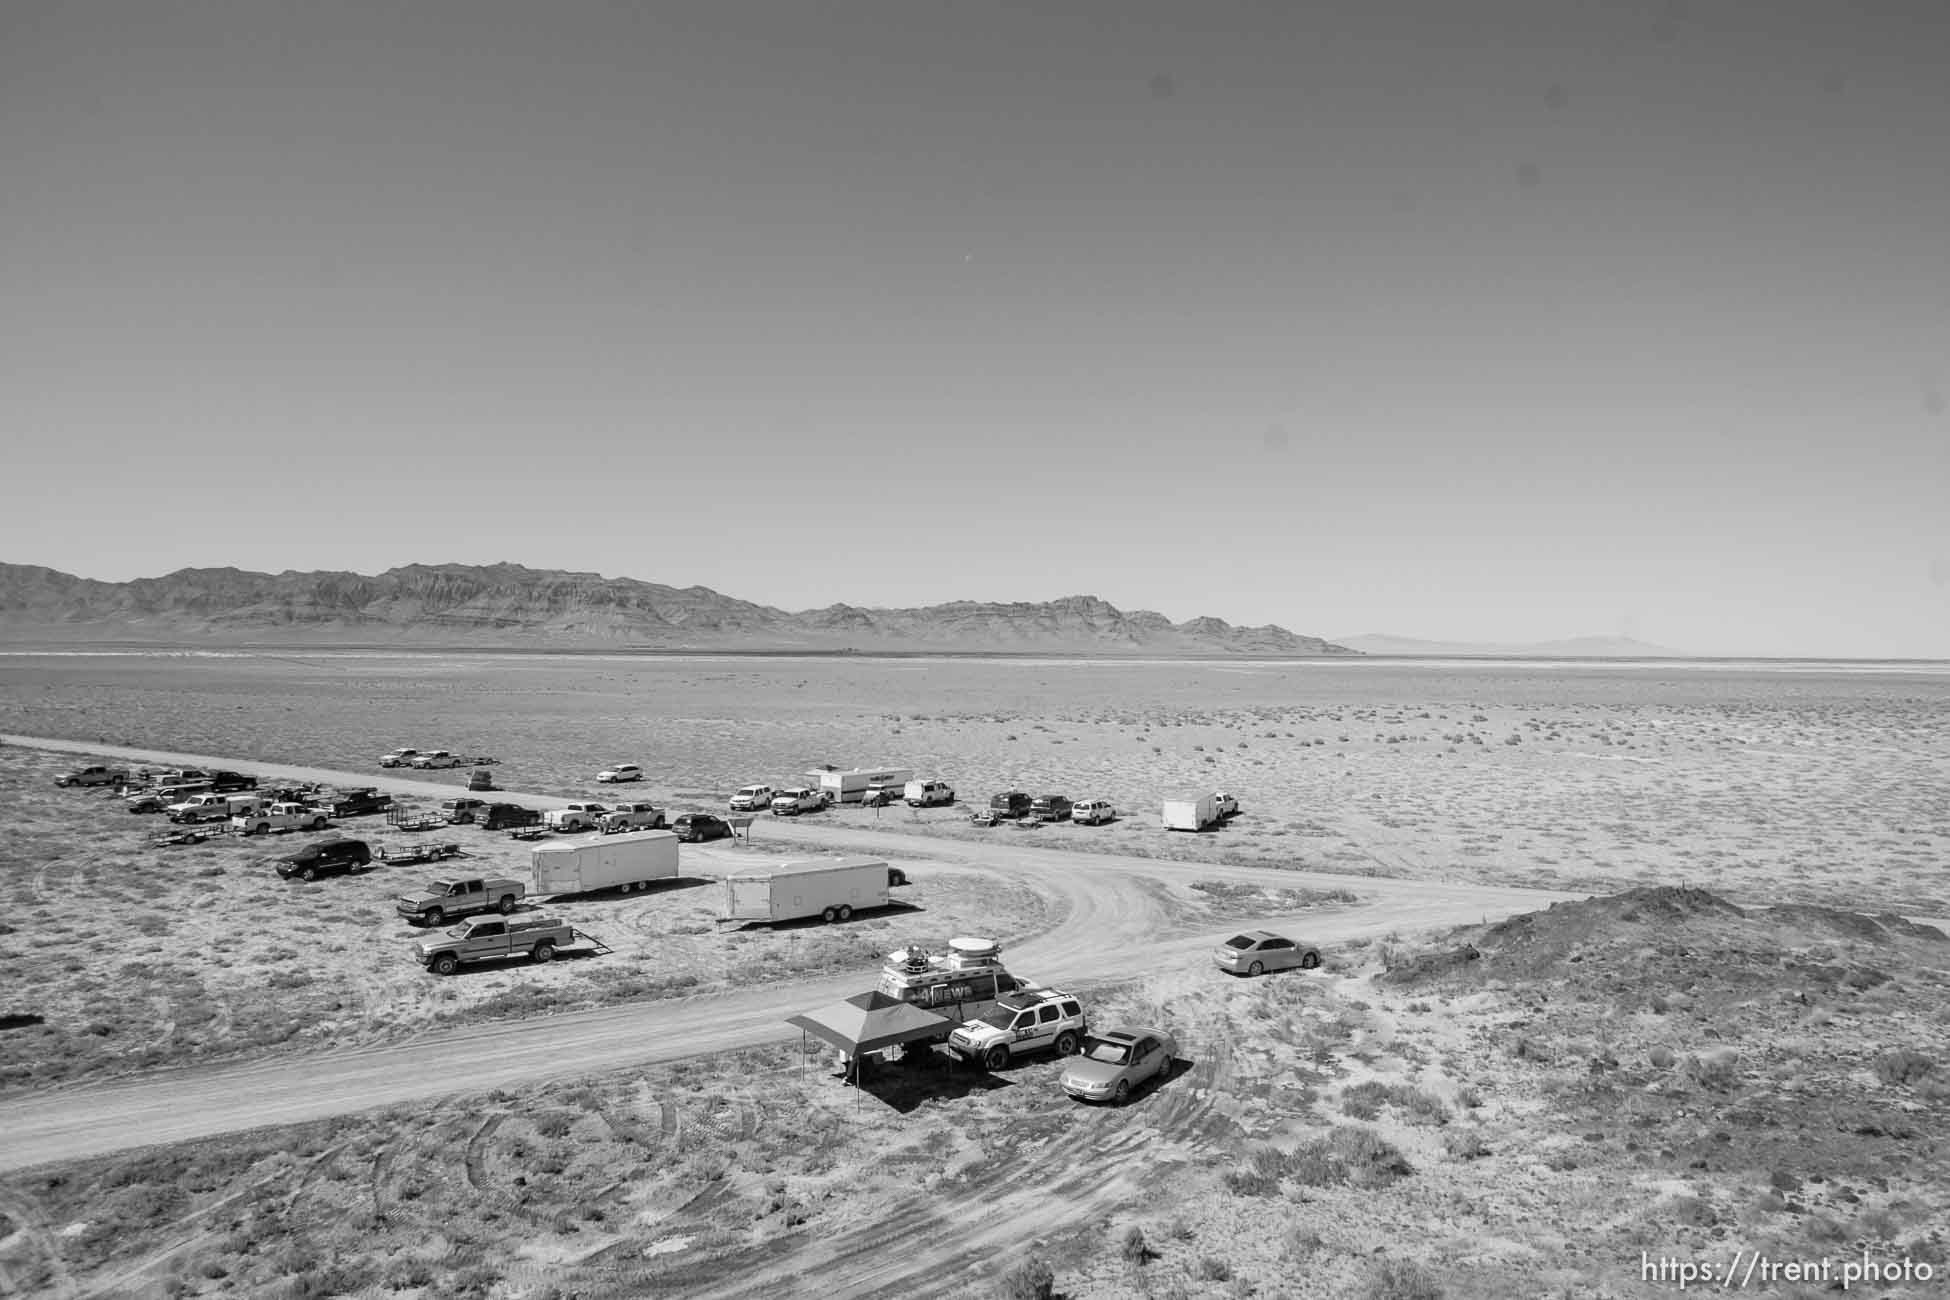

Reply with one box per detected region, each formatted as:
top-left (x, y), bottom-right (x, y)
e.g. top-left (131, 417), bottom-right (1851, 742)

top-left (1162, 793), bottom-right (1221, 832)
top-left (807, 767), bottom-right (915, 805)
top-left (532, 830), bottom-right (680, 895)
top-left (723, 856), bottom-right (907, 924)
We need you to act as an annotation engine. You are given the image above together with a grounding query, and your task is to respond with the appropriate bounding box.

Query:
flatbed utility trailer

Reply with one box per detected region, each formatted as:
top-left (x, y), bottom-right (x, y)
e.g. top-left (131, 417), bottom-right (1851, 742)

top-left (378, 841), bottom-right (467, 866)
top-left (508, 826), bottom-right (551, 841)
top-left (386, 807), bottom-right (447, 833)
top-left (154, 827), bottom-right (227, 847)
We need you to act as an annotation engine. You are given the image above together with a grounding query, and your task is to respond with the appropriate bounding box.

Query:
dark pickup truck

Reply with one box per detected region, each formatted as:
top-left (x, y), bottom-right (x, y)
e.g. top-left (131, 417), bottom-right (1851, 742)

top-left (205, 770), bottom-right (260, 793)
top-left (327, 787), bottom-right (395, 818)
top-left (417, 915), bottom-right (574, 975)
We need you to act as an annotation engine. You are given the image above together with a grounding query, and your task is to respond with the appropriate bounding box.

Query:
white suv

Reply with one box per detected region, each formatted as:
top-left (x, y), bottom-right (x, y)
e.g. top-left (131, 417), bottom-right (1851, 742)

top-left (1072, 799), bottom-right (1116, 825)
top-left (729, 784), bottom-right (776, 812)
top-left (947, 988), bottom-right (1087, 1071)
top-left (903, 780), bottom-right (956, 808)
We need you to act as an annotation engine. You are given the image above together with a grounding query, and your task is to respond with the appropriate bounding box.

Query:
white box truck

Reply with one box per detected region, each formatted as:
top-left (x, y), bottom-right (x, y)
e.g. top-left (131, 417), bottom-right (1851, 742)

top-left (722, 856), bottom-right (908, 925)
top-left (807, 767), bottom-right (915, 805)
top-left (532, 829), bottom-right (680, 895)
top-left (1162, 793), bottom-right (1221, 832)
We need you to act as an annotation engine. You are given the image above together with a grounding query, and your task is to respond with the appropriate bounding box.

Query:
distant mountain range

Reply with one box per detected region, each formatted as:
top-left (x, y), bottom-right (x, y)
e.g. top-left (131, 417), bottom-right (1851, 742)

top-left (1335, 633), bottom-right (1692, 658)
top-left (0, 563), bottom-right (1356, 656)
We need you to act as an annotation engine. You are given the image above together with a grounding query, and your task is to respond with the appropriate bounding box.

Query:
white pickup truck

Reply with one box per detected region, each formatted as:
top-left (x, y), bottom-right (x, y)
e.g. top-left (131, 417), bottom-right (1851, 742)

top-left (544, 802), bottom-right (608, 833)
top-left (598, 802), bottom-right (666, 833)
top-left (769, 787), bottom-right (829, 816)
top-left (168, 792), bottom-right (270, 824)
top-left (233, 801), bottom-right (331, 836)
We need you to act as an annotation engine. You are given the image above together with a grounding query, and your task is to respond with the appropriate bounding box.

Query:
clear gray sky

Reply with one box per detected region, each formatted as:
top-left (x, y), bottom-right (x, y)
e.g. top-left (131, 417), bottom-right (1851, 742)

top-left (4, 1), bottom-right (1946, 657)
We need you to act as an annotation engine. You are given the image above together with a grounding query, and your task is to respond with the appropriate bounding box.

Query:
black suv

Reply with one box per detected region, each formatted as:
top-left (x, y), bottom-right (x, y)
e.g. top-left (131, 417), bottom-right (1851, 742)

top-left (206, 770), bottom-right (259, 793)
top-left (274, 838), bottom-right (373, 881)
top-left (482, 803), bottom-right (542, 830)
top-left (988, 791), bottom-right (1033, 820)
top-left (1030, 794), bottom-right (1073, 822)
top-left (672, 813), bottom-right (733, 843)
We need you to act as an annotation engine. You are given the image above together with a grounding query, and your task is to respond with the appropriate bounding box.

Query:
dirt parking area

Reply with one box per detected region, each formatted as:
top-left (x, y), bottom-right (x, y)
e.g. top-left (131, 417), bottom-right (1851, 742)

top-left (0, 745), bottom-right (1046, 1094)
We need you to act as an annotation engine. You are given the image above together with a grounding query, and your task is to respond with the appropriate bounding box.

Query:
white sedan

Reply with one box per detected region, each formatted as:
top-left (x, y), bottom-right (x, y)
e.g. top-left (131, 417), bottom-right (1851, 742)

top-left (597, 764), bottom-right (643, 783)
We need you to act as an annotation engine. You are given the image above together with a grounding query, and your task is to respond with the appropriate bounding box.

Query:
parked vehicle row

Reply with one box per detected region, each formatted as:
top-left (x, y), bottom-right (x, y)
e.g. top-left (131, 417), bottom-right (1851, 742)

top-left (378, 748), bottom-right (500, 769)
top-left (862, 941), bottom-right (1181, 1105)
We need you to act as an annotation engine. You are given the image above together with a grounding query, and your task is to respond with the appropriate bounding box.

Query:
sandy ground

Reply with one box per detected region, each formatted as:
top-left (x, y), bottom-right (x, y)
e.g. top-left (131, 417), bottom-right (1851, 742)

top-left (0, 654), bottom-right (1945, 1299)
top-left (1, 652), bottom-right (1944, 915)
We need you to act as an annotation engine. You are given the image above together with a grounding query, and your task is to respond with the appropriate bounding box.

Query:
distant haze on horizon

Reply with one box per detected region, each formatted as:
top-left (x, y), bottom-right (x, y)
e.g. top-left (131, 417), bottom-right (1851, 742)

top-left (3, 2), bottom-right (1946, 659)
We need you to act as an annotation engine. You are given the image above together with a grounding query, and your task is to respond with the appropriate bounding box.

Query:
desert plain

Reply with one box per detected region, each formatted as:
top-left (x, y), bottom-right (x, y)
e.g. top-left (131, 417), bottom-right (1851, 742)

top-left (0, 649), bottom-right (1945, 1299)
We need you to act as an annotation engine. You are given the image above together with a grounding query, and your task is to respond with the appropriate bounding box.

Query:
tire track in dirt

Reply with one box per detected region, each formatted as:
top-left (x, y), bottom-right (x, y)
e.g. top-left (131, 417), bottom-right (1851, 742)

top-left (836, 1033), bottom-right (1243, 1298)
top-left (487, 1087), bottom-right (773, 1296)
top-left (0, 1184), bottom-right (74, 1299)
top-left (29, 855), bottom-right (85, 905)
top-left (368, 1097), bottom-right (470, 1234)
top-left (667, 1037), bottom-right (1238, 1299)
top-left (67, 1142), bottom-right (349, 1299)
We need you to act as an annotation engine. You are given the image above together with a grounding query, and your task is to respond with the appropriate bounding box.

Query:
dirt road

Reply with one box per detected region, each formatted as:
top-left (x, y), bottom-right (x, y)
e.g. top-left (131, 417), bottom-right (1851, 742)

top-left (1, 734), bottom-right (1581, 1174)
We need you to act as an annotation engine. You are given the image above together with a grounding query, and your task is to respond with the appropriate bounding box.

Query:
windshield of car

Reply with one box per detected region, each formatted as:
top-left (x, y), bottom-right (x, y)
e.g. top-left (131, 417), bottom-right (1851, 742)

top-left (975, 1008), bottom-right (1016, 1031)
top-left (1224, 936), bottom-right (1255, 950)
top-left (1082, 1037), bottom-right (1132, 1064)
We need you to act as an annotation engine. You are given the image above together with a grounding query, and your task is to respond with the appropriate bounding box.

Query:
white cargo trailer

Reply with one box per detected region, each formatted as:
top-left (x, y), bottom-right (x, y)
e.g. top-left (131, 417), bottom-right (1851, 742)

top-left (532, 830), bottom-right (680, 895)
top-left (1162, 793), bottom-right (1221, 832)
top-left (807, 767), bottom-right (915, 805)
top-left (722, 856), bottom-right (907, 925)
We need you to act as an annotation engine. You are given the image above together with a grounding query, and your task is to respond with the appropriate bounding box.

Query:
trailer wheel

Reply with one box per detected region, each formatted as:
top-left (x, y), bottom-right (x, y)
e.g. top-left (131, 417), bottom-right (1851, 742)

top-left (497, 895), bottom-right (517, 914)
top-left (821, 907), bottom-right (838, 923)
top-left (983, 1045), bottom-right (1010, 1072)
top-left (430, 953), bottom-right (460, 976)
top-left (423, 907), bottom-right (445, 928)
top-left (836, 904), bottom-right (853, 922)
top-left (532, 941), bottom-right (556, 963)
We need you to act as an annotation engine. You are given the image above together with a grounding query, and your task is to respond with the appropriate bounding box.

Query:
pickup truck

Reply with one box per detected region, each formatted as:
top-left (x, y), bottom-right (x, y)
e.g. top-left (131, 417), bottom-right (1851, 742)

top-left (233, 801), bottom-right (332, 836)
top-left (598, 801), bottom-right (666, 833)
top-left (326, 787), bottom-right (394, 818)
top-left (409, 751), bottom-right (500, 770)
top-left (769, 787), bottom-right (828, 816)
top-left (55, 765), bottom-right (131, 788)
top-left (544, 802), bottom-right (608, 833)
top-left (417, 915), bottom-right (575, 975)
top-left (379, 748), bottom-right (422, 768)
top-left (395, 875), bottom-right (527, 927)
top-left (204, 770), bottom-right (259, 793)
top-left (168, 792), bottom-right (270, 824)
top-left (1214, 792), bottom-right (1240, 819)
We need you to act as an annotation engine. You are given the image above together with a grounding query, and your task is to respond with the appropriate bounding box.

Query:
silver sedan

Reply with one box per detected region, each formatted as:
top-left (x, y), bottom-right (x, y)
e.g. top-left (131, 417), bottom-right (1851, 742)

top-left (1060, 1028), bottom-right (1177, 1105)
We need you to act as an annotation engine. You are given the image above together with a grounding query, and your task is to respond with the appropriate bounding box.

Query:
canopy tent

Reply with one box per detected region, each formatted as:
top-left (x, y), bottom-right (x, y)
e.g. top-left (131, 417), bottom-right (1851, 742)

top-left (786, 990), bottom-right (958, 1095)
top-left (787, 989), bottom-right (957, 1056)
